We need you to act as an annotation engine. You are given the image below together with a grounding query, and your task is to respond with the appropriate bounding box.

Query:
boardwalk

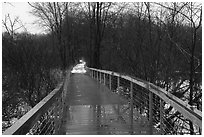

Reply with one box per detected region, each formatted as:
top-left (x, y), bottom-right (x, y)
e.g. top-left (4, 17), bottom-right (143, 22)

top-left (60, 73), bottom-right (155, 135)
top-left (60, 73), bottom-right (132, 134)
top-left (3, 68), bottom-right (201, 135)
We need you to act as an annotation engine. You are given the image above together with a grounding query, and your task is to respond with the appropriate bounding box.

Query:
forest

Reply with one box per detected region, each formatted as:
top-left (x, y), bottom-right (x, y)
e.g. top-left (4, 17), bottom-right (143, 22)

top-left (2, 2), bottom-right (202, 132)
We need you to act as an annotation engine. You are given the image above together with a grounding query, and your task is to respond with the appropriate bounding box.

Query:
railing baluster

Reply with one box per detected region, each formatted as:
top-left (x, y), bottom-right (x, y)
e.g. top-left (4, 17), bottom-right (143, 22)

top-left (98, 71), bottom-right (99, 82)
top-left (130, 81), bottom-right (133, 134)
top-left (96, 71), bottom-right (97, 80)
top-left (54, 99), bottom-right (59, 134)
top-left (160, 99), bottom-right (164, 135)
top-left (93, 70), bottom-right (95, 79)
top-left (97, 71), bottom-right (98, 81)
top-left (99, 72), bottom-right (101, 83)
top-left (2, 70), bottom-right (72, 135)
top-left (117, 76), bottom-right (120, 90)
top-left (104, 73), bottom-right (106, 85)
top-left (87, 68), bottom-right (202, 135)
top-left (109, 74), bottom-right (111, 90)
top-left (149, 90), bottom-right (153, 134)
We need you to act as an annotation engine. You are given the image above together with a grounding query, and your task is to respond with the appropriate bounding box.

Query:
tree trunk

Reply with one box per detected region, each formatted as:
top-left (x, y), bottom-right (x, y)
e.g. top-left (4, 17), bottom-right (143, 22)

top-left (189, 28), bottom-right (197, 135)
top-left (93, 2), bottom-right (101, 69)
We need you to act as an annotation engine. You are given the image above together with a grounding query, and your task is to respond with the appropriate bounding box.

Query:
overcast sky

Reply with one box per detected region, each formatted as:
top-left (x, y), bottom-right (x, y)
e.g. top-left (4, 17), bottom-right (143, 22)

top-left (2, 2), bottom-right (44, 34)
top-left (1, 1), bottom-right (201, 34)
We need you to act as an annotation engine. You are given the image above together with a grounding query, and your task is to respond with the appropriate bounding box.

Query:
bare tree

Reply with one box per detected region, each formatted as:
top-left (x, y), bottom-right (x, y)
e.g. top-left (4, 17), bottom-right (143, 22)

top-left (154, 2), bottom-right (202, 134)
top-left (29, 2), bottom-right (68, 70)
top-left (86, 2), bottom-right (112, 68)
top-left (2, 14), bottom-right (26, 39)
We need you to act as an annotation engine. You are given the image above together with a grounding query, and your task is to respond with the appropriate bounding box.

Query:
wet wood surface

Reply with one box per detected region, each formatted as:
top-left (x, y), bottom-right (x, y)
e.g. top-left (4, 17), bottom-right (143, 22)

top-left (60, 73), bottom-right (157, 135)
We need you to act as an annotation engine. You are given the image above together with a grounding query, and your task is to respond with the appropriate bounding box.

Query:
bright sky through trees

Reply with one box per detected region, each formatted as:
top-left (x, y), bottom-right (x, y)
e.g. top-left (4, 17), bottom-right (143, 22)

top-left (2, 2), bottom-right (44, 34)
top-left (2, 1), bottom-right (201, 34)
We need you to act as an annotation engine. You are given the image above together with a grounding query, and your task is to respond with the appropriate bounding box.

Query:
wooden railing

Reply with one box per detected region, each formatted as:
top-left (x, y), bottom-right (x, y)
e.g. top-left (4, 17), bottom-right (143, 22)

top-left (3, 71), bottom-right (70, 135)
top-left (88, 67), bottom-right (202, 135)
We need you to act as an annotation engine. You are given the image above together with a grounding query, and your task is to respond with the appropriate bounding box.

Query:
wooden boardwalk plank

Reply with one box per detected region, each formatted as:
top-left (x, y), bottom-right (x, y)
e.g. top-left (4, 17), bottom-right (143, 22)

top-left (60, 73), bottom-right (157, 135)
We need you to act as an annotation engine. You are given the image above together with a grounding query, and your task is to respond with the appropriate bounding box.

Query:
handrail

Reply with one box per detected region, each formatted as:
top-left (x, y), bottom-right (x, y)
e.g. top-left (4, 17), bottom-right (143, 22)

top-left (3, 83), bottom-right (63, 135)
top-left (3, 70), bottom-right (71, 135)
top-left (88, 67), bottom-right (202, 131)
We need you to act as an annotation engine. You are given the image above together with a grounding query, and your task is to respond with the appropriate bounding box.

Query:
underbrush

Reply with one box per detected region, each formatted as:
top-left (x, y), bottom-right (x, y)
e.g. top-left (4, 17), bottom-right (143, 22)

top-left (2, 68), bottom-right (64, 132)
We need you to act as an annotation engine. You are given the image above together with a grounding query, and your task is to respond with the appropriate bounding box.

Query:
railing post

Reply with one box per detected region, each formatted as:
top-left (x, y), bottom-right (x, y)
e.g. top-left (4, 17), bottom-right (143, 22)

top-left (117, 76), bottom-right (120, 94)
top-left (96, 71), bottom-right (98, 81)
top-left (104, 73), bottom-right (106, 85)
top-left (99, 72), bottom-right (101, 83)
top-left (160, 99), bottom-right (164, 134)
top-left (117, 76), bottom-right (120, 87)
top-left (109, 74), bottom-right (112, 90)
top-left (149, 90), bottom-right (153, 135)
top-left (130, 81), bottom-right (133, 134)
top-left (54, 98), bottom-right (60, 134)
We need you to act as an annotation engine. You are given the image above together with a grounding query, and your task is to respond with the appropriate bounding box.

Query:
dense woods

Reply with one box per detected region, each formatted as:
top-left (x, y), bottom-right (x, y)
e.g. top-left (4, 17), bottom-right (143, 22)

top-left (2, 2), bottom-right (202, 134)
